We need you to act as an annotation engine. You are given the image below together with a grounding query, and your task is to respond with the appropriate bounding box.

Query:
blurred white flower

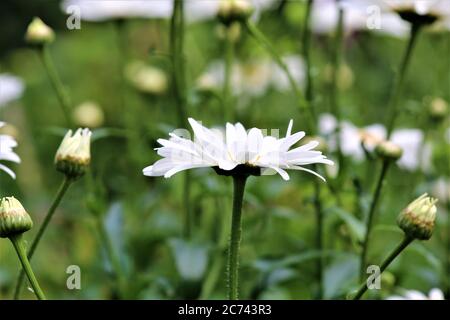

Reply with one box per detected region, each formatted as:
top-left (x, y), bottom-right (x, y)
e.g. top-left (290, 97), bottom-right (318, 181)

top-left (0, 74), bottom-right (24, 107)
top-left (72, 101), bottom-right (105, 128)
top-left (143, 118), bottom-right (333, 181)
top-left (431, 178), bottom-right (450, 204)
top-left (387, 288), bottom-right (444, 300)
top-left (197, 55), bottom-right (303, 97)
top-left (0, 121), bottom-right (20, 179)
top-left (271, 55), bottom-right (305, 92)
top-left (61, 0), bottom-right (276, 23)
top-left (318, 114), bottom-right (431, 171)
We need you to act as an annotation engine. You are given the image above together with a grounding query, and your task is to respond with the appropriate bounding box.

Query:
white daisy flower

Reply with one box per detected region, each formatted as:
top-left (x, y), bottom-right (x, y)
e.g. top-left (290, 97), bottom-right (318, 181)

top-left (61, 0), bottom-right (276, 23)
top-left (143, 118), bottom-right (334, 181)
top-left (0, 122), bottom-right (21, 179)
top-left (387, 288), bottom-right (445, 300)
top-left (0, 74), bottom-right (25, 107)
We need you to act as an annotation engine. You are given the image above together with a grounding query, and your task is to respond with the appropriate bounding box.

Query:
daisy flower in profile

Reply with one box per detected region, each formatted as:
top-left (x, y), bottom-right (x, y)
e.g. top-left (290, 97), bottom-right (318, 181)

top-left (387, 288), bottom-right (444, 300)
top-left (0, 121), bottom-right (20, 179)
top-left (143, 118), bottom-right (333, 181)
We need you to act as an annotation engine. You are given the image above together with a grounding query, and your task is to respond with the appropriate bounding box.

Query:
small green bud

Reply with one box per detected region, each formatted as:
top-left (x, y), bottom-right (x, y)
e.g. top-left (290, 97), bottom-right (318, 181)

top-left (428, 97), bottom-right (448, 122)
top-left (0, 197), bottom-right (33, 238)
top-left (25, 17), bottom-right (55, 45)
top-left (375, 141), bottom-right (403, 161)
top-left (55, 128), bottom-right (91, 179)
top-left (218, 0), bottom-right (253, 26)
top-left (397, 193), bottom-right (438, 240)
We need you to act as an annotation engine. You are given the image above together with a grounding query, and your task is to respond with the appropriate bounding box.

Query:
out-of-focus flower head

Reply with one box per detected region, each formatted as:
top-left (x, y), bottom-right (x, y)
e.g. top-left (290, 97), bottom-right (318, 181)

top-left (0, 74), bottom-right (25, 107)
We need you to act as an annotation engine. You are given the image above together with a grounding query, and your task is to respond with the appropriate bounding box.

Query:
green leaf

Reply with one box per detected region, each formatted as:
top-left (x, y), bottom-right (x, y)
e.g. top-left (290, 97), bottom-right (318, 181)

top-left (329, 207), bottom-right (366, 242)
top-left (168, 238), bottom-right (209, 282)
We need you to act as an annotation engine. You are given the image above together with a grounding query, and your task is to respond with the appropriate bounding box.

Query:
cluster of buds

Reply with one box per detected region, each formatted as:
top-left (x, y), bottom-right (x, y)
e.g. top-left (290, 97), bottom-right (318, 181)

top-left (0, 197), bottom-right (33, 238)
top-left (218, 0), bottom-right (254, 26)
top-left (375, 140), bottom-right (403, 161)
top-left (397, 193), bottom-right (438, 240)
top-left (25, 17), bottom-right (55, 45)
top-left (55, 128), bottom-right (92, 180)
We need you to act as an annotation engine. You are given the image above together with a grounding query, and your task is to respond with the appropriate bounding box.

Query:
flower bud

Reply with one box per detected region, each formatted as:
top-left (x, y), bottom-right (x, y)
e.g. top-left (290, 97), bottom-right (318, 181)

top-left (72, 101), bottom-right (105, 128)
top-left (375, 141), bottom-right (403, 161)
top-left (0, 197), bottom-right (33, 238)
top-left (218, 0), bottom-right (253, 26)
top-left (428, 97), bottom-right (448, 122)
top-left (125, 61), bottom-right (168, 95)
top-left (397, 193), bottom-right (438, 240)
top-left (25, 17), bottom-right (55, 45)
top-left (55, 128), bottom-right (91, 179)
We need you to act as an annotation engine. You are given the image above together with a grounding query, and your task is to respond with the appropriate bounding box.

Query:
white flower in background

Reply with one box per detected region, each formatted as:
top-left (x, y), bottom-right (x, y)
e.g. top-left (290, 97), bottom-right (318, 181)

top-left (0, 74), bottom-right (24, 107)
top-left (387, 288), bottom-right (444, 300)
top-left (0, 122), bottom-right (20, 179)
top-left (143, 118), bottom-right (333, 181)
top-left (431, 178), bottom-right (450, 204)
top-left (318, 114), bottom-right (431, 171)
top-left (271, 55), bottom-right (305, 92)
top-left (197, 55), bottom-right (303, 97)
top-left (61, 0), bottom-right (276, 23)
top-left (61, 0), bottom-right (173, 21)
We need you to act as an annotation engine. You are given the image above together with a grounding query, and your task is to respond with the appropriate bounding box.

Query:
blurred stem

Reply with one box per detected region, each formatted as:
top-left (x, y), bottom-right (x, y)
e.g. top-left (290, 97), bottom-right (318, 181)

top-left (115, 19), bottom-right (127, 120)
top-left (359, 159), bottom-right (390, 282)
top-left (40, 44), bottom-right (73, 128)
top-left (227, 175), bottom-right (248, 300)
top-left (353, 236), bottom-right (413, 300)
top-left (223, 28), bottom-right (235, 122)
top-left (170, 0), bottom-right (191, 239)
top-left (302, 0), bottom-right (313, 105)
top-left (244, 20), bottom-right (315, 133)
top-left (313, 170), bottom-right (324, 299)
top-left (13, 177), bottom-right (72, 300)
top-left (10, 234), bottom-right (46, 300)
top-left (330, 5), bottom-right (345, 178)
top-left (386, 23), bottom-right (422, 138)
top-left (94, 214), bottom-right (126, 299)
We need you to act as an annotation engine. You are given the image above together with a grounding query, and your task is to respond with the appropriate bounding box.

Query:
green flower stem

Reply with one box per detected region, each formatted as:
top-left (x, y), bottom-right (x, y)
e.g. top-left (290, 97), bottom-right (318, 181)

top-left (302, 0), bottom-right (314, 105)
top-left (9, 234), bottom-right (46, 300)
top-left (94, 215), bottom-right (126, 298)
top-left (115, 19), bottom-right (127, 115)
top-left (223, 29), bottom-right (235, 122)
top-left (170, 0), bottom-right (191, 239)
top-left (313, 173), bottom-right (324, 299)
top-left (386, 23), bottom-right (422, 138)
top-left (330, 7), bottom-right (345, 177)
top-left (360, 159), bottom-right (391, 282)
top-left (227, 174), bottom-right (248, 300)
top-left (244, 20), bottom-right (315, 134)
top-left (353, 235), bottom-right (414, 300)
top-left (40, 44), bottom-right (73, 128)
top-left (13, 177), bottom-right (72, 299)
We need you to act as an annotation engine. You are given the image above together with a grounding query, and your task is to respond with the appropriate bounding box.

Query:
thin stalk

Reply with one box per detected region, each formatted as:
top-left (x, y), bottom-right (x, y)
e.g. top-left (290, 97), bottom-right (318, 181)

top-left (353, 236), bottom-right (414, 300)
top-left (115, 19), bottom-right (127, 119)
top-left (170, 0), bottom-right (191, 239)
top-left (330, 6), bottom-right (345, 177)
top-left (10, 234), bottom-right (46, 300)
top-left (302, 0), bottom-right (314, 105)
top-left (95, 215), bottom-right (126, 298)
top-left (227, 175), bottom-right (248, 300)
top-left (386, 23), bottom-right (422, 137)
top-left (40, 44), bottom-right (73, 127)
top-left (244, 20), bottom-right (315, 133)
top-left (13, 177), bottom-right (72, 299)
top-left (313, 174), bottom-right (324, 299)
top-left (223, 29), bottom-right (235, 121)
top-left (360, 160), bottom-right (390, 281)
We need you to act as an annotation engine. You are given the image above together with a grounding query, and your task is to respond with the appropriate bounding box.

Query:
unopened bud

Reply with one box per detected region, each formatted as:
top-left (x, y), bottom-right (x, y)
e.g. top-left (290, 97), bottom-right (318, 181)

top-left (25, 17), bottom-right (55, 45)
top-left (397, 193), bottom-right (438, 240)
top-left (375, 141), bottom-right (403, 161)
top-left (218, 0), bottom-right (253, 26)
top-left (55, 128), bottom-right (91, 179)
top-left (428, 97), bottom-right (448, 122)
top-left (0, 197), bottom-right (33, 238)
